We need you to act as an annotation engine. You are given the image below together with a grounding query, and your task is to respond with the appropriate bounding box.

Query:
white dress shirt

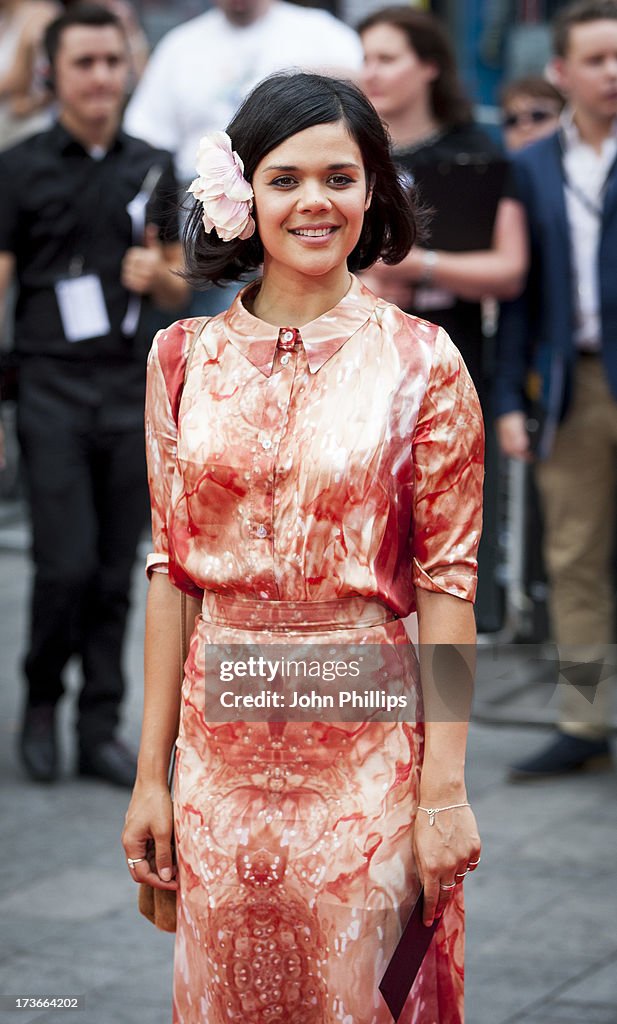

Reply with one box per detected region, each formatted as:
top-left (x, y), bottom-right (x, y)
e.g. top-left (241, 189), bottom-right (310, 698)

top-left (124, 2), bottom-right (363, 184)
top-left (561, 109), bottom-right (617, 352)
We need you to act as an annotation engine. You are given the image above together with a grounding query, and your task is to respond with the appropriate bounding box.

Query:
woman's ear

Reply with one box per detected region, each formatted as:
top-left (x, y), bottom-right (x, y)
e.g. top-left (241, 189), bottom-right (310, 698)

top-left (365, 173), bottom-right (376, 211)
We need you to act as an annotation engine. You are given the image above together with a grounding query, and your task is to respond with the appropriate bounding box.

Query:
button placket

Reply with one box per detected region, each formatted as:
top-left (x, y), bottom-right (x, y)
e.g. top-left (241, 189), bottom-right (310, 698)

top-left (270, 344), bottom-right (308, 579)
top-left (248, 353), bottom-right (297, 548)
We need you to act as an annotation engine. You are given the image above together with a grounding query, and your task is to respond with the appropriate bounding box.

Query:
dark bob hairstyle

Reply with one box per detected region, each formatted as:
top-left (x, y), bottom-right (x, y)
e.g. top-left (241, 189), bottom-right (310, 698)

top-left (357, 6), bottom-right (473, 129)
top-left (183, 72), bottom-right (418, 287)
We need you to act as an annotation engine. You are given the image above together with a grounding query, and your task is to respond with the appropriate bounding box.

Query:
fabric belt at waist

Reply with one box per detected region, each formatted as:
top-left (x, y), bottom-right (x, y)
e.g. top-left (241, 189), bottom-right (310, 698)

top-left (201, 591), bottom-right (399, 632)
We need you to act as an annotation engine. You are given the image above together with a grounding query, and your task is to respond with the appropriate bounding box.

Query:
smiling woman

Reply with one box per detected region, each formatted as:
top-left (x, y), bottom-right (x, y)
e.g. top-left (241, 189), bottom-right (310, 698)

top-left (251, 122), bottom-right (372, 290)
top-left (123, 71), bottom-right (485, 1024)
top-left (182, 72), bottom-right (416, 291)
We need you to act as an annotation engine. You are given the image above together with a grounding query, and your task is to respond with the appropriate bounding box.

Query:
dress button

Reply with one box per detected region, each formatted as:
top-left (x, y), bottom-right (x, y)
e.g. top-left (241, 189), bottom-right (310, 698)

top-left (256, 525), bottom-right (268, 538)
top-left (280, 353), bottom-right (290, 366)
top-left (261, 438), bottom-right (272, 450)
top-left (282, 330), bottom-right (294, 343)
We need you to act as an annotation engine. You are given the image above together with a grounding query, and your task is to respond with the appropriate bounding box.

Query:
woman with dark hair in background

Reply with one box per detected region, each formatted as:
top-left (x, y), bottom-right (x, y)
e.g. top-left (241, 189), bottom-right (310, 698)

top-left (360, 5), bottom-right (527, 395)
top-left (122, 71), bottom-right (484, 1023)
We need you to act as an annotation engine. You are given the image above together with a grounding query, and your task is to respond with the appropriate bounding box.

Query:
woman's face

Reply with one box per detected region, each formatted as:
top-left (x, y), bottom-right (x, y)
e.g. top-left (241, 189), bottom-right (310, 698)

top-left (361, 23), bottom-right (437, 121)
top-left (252, 120), bottom-right (372, 281)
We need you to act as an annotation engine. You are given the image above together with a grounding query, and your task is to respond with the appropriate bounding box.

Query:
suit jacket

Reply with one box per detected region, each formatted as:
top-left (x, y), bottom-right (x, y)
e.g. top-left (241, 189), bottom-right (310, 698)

top-left (493, 131), bottom-right (617, 459)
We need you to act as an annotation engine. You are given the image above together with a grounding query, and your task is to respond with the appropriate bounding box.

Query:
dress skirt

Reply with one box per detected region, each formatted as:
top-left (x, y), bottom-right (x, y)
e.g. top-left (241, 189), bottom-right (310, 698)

top-left (171, 594), bottom-right (465, 1024)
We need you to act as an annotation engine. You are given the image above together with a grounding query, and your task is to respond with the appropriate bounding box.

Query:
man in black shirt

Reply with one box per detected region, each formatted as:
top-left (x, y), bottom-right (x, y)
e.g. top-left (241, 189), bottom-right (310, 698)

top-left (0, 5), bottom-right (188, 786)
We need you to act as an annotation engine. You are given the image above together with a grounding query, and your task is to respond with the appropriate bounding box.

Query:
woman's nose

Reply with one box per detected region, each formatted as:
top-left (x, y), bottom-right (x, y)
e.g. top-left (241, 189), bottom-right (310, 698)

top-left (297, 187), bottom-right (332, 212)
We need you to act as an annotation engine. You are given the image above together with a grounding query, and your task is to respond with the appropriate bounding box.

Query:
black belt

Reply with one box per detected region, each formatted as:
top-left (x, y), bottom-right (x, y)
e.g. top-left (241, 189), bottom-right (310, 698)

top-left (578, 349), bottom-right (600, 358)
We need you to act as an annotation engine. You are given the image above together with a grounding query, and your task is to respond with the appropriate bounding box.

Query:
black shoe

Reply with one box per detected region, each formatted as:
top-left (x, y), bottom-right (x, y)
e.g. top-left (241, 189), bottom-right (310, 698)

top-left (509, 732), bottom-right (612, 781)
top-left (19, 703), bottom-right (59, 782)
top-left (78, 738), bottom-right (137, 788)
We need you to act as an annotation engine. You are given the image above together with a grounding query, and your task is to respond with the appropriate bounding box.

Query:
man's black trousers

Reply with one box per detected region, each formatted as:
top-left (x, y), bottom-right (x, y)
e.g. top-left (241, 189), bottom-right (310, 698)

top-left (16, 360), bottom-right (149, 748)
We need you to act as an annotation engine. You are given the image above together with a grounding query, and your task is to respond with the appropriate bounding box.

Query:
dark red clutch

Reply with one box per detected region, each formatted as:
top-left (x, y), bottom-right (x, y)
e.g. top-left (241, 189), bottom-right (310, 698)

top-left (379, 889), bottom-right (440, 1021)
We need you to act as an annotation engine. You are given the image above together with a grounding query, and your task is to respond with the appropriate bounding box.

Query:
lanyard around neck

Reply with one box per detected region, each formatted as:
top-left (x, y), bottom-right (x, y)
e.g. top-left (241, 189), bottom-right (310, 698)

top-left (559, 127), bottom-right (617, 219)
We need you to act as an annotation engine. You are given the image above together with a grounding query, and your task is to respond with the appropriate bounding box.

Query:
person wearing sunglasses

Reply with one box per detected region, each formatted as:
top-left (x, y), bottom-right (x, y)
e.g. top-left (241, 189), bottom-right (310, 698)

top-left (495, 0), bottom-right (617, 778)
top-left (500, 74), bottom-right (565, 153)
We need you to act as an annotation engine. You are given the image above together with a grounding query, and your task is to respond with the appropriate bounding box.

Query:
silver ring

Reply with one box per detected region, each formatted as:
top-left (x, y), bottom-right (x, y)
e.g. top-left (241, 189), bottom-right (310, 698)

top-left (439, 882), bottom-right (456, 891)
top-left (468, 858), bottom-right (481, 867)
top-left (455, 872), bottom-right (468, 879)
top-left (127, 857), bottom-right (146, 869)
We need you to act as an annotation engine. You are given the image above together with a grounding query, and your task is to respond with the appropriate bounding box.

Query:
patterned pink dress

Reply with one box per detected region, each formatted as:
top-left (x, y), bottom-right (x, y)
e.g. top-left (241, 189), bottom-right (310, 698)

top-left (145, 276), bottom-right (484, 1024)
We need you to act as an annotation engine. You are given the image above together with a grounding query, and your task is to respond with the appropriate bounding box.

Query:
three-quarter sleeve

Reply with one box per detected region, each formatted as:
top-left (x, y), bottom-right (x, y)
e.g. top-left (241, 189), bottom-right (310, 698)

top-left (144, 328), bottom-right (182, 577)
top-left (411, 327), bottom-right (485, 602)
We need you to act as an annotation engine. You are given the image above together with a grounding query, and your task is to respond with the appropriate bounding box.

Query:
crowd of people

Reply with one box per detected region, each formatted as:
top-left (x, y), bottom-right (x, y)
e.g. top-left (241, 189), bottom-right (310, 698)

top-left (0, 0), bottom-right (615, 1018)
top-left (0, 0), bottom-right (613, 782)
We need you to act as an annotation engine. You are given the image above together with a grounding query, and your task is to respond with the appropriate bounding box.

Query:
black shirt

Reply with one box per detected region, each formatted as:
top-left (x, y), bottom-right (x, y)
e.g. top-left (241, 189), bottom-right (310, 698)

top-left (395, 123), bottom-right (513, 396)
top-left (0, 121), bottom-right (180, 363)
top-left (395, 123), bottom-right (509, 174)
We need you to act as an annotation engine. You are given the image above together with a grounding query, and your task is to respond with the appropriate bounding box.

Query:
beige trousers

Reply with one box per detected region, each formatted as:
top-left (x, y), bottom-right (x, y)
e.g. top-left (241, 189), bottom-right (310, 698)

top-left (535, 356), bottom-right (616, 739)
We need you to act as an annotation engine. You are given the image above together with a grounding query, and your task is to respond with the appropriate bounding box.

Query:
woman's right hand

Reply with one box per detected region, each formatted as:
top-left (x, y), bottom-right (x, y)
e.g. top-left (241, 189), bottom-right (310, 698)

top-left (122, 781), bottom-right (178, 890)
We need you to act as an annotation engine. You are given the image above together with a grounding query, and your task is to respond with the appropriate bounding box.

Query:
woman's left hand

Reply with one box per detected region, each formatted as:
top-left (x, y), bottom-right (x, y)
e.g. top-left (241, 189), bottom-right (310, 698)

top-left (412, 803), bottom-right (481, 926)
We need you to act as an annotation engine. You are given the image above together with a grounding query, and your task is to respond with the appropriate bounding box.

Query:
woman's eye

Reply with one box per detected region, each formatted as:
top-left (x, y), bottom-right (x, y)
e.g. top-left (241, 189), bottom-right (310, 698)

top-left (329, 175), bottom-right (354, 187)
top-left (271, 176), bottom-right (297, 188)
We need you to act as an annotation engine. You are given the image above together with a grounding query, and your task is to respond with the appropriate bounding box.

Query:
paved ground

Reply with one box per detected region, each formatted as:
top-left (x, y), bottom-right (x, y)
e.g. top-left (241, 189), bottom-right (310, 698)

top-left (1, 499), bottom-right (616, 1024)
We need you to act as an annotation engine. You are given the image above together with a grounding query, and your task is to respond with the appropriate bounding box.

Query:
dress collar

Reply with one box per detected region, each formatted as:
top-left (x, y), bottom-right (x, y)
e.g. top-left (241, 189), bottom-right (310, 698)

top-left (223, 274), bottom-right (379, 377)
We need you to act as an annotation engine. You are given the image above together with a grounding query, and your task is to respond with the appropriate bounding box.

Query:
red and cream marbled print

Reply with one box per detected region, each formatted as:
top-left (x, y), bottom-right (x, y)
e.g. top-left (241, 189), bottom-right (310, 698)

top-left (144, 276), bottom-right (483, 1023)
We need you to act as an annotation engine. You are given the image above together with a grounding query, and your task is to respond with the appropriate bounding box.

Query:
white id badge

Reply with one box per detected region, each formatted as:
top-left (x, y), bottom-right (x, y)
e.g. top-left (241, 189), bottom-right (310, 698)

top-left (55, 274), bottom-right (111, 343)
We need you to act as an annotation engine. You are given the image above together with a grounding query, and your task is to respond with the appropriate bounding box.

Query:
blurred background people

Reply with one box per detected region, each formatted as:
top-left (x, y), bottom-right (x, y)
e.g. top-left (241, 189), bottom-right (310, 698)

top-left (0, 0), bottom-right (59, 151)
top-left (124, 0), bottom-right (363, 188)
top-left (124, 0), bottom-right (364, 315)
top-left (359, 5), bottom-right (528, 634)
top-left (495, 0), bottom-right (617, 778)
top-left (359, 5), bottom-right (527, 398)
top-left (0, 3), bottom-right (187, 787)
top-left (494, 73), bottom-right (565, 648)
top-left (501, 73), bottom-right (565, 151)
top-left (62, 0), bottom-right (149, 84)
top-left (0, 0), bottom-right (60, 511)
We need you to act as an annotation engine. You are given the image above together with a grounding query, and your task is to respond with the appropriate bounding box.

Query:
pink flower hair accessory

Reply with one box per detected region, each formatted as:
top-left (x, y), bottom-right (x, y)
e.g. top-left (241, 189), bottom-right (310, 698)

top-left (188, 131), bottom-right (255, 242)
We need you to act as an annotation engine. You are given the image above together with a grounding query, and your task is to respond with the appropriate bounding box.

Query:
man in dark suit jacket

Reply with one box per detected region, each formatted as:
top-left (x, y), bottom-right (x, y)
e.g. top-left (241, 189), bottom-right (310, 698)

top-left (494, 0), bottom-right (617, 778)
